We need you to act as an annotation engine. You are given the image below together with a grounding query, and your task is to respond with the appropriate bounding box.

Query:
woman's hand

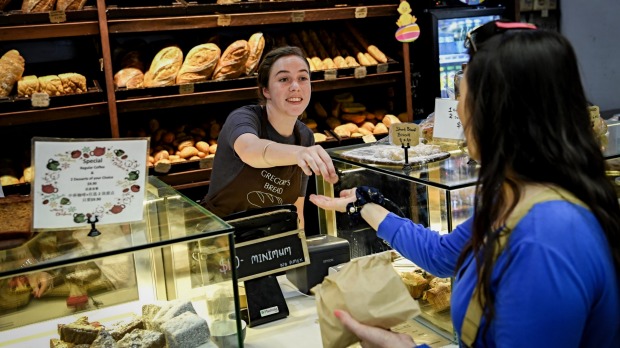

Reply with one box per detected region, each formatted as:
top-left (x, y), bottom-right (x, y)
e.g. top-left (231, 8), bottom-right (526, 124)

top-left (334, 309), bottom-right (418, 348)
top-left (295, 145), bottom-right (339, 184)
top-left (309, 188), bottom-right (357, 213)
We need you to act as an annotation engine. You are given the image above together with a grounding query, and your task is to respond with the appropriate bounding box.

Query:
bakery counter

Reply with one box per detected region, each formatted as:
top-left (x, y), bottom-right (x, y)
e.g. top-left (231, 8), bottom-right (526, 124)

top-left (106, 4), bottom-right (397, 33)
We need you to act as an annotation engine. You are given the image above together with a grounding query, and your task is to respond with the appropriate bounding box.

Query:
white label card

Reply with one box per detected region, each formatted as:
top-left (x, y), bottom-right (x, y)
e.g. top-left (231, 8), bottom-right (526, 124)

top-left (179, 83), bottom-right (194, 94)
top-left (389, 123), bottom-right (420, 146)
top-left (433, 98), bottom-right (465, 141)
top-left (49, 10), bottom-right (66, 24)
top-left (217, 14), bottom-right (231, 26)
top-left (376, 63), bottom-right (388, 73)
top-left (31, 92), bottom-right (50, 107)
top-left (291, 11), bottom-right (305, 22)
top-left (324, 69), bottom-right (337, 81)
top-left (354, 66), bottom-right (367, 79)
top-left (355, 7), bottom-right (368, 18)
top-left (362, 134), bottom-right (377, 143)
top-left (32, 138), bottom-right (149, 229)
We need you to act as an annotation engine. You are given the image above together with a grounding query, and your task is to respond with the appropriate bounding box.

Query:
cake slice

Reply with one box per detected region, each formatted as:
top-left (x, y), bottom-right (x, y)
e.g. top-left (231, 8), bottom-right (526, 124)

top-left (58, 316), bottom-right (103, 345)
top-left (160, 311), bottom-right (210, 348)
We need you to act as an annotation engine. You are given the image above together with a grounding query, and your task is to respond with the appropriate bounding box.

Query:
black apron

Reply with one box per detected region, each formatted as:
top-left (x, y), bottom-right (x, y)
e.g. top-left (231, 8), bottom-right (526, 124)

top-left (204, 107), bottom-right (304, 218)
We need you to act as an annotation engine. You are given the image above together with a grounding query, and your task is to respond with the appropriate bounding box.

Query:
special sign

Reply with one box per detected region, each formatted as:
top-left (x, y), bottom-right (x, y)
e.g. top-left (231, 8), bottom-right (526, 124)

top-left (389, 123), bottom-right (420, 146)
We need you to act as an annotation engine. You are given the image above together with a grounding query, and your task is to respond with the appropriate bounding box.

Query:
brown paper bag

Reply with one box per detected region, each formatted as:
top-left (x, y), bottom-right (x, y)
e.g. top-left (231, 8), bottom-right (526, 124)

top-left (313, 251), bottom-right (421, 348)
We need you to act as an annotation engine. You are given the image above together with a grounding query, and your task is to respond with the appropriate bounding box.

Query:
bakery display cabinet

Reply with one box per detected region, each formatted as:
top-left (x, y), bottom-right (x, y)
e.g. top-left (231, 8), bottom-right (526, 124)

top-left (315, 142), bottom-right (478, 335)
top-left (0, 176), bottom-right (244, 347)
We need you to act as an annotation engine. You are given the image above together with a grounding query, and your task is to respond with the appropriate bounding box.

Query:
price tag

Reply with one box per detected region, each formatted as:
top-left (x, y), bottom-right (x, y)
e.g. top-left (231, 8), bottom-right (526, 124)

top-left (99, 58), bottom-right (104, 72)
top-left (354, 66), bottom-right (367, 79)
top-left (389, 123), bottom-right (420, 146)
top-left (541, 9), bottom-right (549, 17)
top-left (362, 134), bottom-right (377, 143)
top-left (49, 10), bottom-right (66, 24)
top-left (323, 69), bottom-right (337, 81)
top-left (291, 11), bottom-right (305, 22)
top-left (355, 7), bottom-right (368, 19)
top-left (376, 63), bottom-right (389, 73)
top-left (31, 93), bottom-right (50, 108)
top-left (179, 83), bottom-right (195, 94)
top-left (433, 98), bottom-right (465, 141)
top-left (217, 14), bottom-right (232, 26)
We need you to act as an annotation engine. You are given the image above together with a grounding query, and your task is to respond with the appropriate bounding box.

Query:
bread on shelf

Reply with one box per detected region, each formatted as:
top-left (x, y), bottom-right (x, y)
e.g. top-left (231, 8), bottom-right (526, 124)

top-left (114, 67), bottom-right (144, 89)
top-left (21, 0), bottom-right (56, 13)
top-left (0, 50), bottom-right (25, 97)
top-left (176, 43), bottom-right (221, 84)
top-left (143, 46), bottom-right (183, 88)
top-left (38, 75), bottom-right (63, 96)
top-left (55, 0), bottom-right (86, 11)
top-left (245, 32), bottom-right (265, 75)
top-left (213, 40), bottom-right (249, 81)
top-left (58, 73), bottom-right (87, 94)
top-left (17, 75), bottom-right (39, 97)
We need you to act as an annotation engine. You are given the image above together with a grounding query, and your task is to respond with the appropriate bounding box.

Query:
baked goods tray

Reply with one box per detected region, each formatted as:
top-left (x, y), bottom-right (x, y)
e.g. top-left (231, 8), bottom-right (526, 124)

top-left (0, 86), bottom-right (105, 113)
top-left (339, 143), bottom-right (451, 166)
top-left (114, 75), bottom-right (258, 100)
top-left (0, 7), bottom-right (98, 26)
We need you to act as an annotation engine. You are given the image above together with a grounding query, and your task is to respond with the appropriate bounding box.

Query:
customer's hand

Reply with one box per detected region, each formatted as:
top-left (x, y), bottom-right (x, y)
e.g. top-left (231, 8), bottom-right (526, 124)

top-left (309, 188), bottom-right (357, 213)
top-left (296, 145), bottom-right (339, 184)
top-left (27, 272), bottom-right (53, 298)
top-left (334, 309), bottom-right (417, 348)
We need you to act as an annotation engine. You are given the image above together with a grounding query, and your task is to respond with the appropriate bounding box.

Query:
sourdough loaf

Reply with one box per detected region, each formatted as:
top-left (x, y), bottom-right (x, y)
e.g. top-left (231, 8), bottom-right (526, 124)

top-left (17, 75), bottom-right (39, 97)
top-left (21, 0), bottom-right (56, 13)
top-left (55, 0), bottom-right (85, 11)
top-left (213, 40), bottom-right (249, 81)
top-left (0, 50), bottom-right (25, 97)
top-left (176, 43), bottom-right (221, 84)
top-left (58, 72), bottom-right (87, 94)
top-left (245, 32), bottom-right (265, 75)
top-left (114, 67), bottom-right (144, 89)
top-left (143, 46), bottom-right (183, 87)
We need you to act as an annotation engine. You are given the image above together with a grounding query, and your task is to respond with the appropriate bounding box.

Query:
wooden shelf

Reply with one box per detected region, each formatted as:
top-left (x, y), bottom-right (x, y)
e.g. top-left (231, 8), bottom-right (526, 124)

top-left (0, 102), bottom-right (108, 126)
top-left (0, 21), bottom-right (100, 40)
top-left (107, 4), bottom-right (397, 33)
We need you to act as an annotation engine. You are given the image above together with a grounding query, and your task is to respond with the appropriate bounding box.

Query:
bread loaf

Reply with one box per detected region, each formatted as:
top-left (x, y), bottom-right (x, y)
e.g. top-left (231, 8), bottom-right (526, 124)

top-left (176, 43), bottom-right (221, 84)
top-left (0, 50), bottom-right (25, 97)
top-left (143, 46), bottom-right (183, 87)
top-left (17, 75), bottom-right (39, 97)
top-left (344, 56), bottom-right (360, 67)
top-left (364, 53), bottom-right (378, 65)
top-left (55, 0), bottom-right (85, 11)
top-left (21, 0), bottom-right (55, 13)
top-left (38, 75), bottom-right (63, 96)
top-left (245, 32), bottom-right (265, 75)
top-left (213, 40), bottom-right (249, 81)
top-left (58, 72), bottom-right (87, 94)
top-left (367, 45), bottom-right (387, 63)
top-left (114, 67), bottom-right (144, 89)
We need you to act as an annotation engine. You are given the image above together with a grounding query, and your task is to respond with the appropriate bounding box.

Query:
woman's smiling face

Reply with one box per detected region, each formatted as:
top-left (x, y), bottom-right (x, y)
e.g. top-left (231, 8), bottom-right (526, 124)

top-left (262, 55), bottom-right (311, 118)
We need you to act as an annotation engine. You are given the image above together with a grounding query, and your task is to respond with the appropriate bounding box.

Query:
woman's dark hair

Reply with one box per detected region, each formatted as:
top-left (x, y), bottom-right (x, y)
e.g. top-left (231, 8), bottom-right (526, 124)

top-left (256, 46), bottom-right (310, 104)
top-left (456, 29), bottom-right (620, 338)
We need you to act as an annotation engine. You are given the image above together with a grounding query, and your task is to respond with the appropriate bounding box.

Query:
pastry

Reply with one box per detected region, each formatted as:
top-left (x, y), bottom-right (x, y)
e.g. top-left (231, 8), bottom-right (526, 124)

top-left (109, 317), bottom-right (145, 341)
top-left (143, 46), bottom-right (183, 87)
top-left (160, 311), bottom-right (211, 348)
top-left (176, 43), bottom-right (221, 84)
top-left (0, 50), bottom-right (25, 97)
top-left (213, 40), bottom-right (249, 81)
top-left (58, 317), bottom-right (103, 345)
top-left (401, 271), bottom-right (429, 299)
top-left (90, 330), bottom-right (117, 348)
top-left (38, 75), bottom-right (63, 96)
top-left (117, 329), bottom-right (165, 348)
top-left (245, 32), bottom-right (265, 75)
top-left (17, 75), bottom-right (39, 97)
top-left (58, 73), bottom-right (87, 94)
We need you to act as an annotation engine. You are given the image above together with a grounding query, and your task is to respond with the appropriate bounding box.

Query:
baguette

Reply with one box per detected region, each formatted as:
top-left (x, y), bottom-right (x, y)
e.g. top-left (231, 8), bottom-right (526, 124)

top-left (367, 45), bottom-right (388, 63)
top-left (213, 40), bottom-right (249, 81)
top-left (0, 50), bottom-right (25, 97)
top-left (245, 32), bottom-right (265, 75)
top-left (143, 46), bottom-right (183, 87)
top-left (176, 43), bottom-right (221, 84)
top-left (364, 53), bottom-right (378, 65)
top-left (356, 52), bottom-right (372, 66)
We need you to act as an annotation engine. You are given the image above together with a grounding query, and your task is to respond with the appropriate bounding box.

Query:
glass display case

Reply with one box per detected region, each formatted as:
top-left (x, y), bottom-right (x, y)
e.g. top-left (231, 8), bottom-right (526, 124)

top-left (0, 177), bottom-right (243, 347)
top-left (315, 142), bottom-right (478, 335)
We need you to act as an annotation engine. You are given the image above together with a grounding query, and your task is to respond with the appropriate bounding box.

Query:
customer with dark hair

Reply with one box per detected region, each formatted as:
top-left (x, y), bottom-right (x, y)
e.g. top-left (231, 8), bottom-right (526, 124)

top-left (310, 22), bottom-right (620, 347)
top-left (203, 46), bottom-right (338, 225)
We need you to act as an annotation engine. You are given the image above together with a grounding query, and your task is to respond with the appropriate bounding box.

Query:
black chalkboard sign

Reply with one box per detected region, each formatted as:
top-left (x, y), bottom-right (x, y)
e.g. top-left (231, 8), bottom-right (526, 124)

top-left (235, 229), bottom-right (310, 281)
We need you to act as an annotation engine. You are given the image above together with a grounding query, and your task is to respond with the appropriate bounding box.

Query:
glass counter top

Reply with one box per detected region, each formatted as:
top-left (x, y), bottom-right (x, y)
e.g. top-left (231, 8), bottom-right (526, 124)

top-left (0, 176), bottom-right (233, 278)
top-left (327, 143), bottom-right (479, 190)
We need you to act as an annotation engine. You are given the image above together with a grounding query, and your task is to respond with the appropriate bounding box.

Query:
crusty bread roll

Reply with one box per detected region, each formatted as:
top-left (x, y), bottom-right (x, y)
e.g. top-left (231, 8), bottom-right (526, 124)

top-left (18, 75), bottom-right (39, 97)
top-left (114, 67), bottom-right (144, 89)
top-left (367, 45), bottom-right (387, 64)
top-left (344, 56), bottom-right (360, 68)
top-left (382, 114), bottom-right (401, 127)
top-left (38, 75), bottom-right (63, 96)
top-left (245, 32), bottom-right (265, 75)
top-left (322, 58), bottom-right (336, 70)
top-left (21, 0), bottom-right (55, 13)
top-left (333, 56), bottom-right (347, 68)
top-left (56, 0), bottom-right (85, 11)
top-left (143, 46), bottom-right (183, 87)
top-left (58, 72), bottom-right (87, 94)
top-left (356, 52), bottom-right (372, 66)
top-left (213, 40), bottom-right (249, 81)
top-left (0, 50), bottom-right (25, 97)
top-left (364, 53), bottom-right (378, 65)
top-left (176, 43), bottom-right (221, 84)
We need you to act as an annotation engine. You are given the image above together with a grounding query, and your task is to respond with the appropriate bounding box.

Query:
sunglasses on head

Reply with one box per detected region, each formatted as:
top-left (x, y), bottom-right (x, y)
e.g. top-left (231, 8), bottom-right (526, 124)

top-left (465, 20), bottom-right (537, 52)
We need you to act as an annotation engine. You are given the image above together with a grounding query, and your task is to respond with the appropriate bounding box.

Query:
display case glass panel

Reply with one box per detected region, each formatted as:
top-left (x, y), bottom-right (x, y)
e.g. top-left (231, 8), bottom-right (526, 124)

top-left (0, 177), bottom-right (243, 347)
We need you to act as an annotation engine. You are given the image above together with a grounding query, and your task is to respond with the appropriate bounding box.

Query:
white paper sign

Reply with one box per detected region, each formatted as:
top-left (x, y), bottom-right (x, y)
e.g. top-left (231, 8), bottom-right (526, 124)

top-left (32, 138), bottom-right (149, 229)
top-left (433, 98), bottom-right (465, 141)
